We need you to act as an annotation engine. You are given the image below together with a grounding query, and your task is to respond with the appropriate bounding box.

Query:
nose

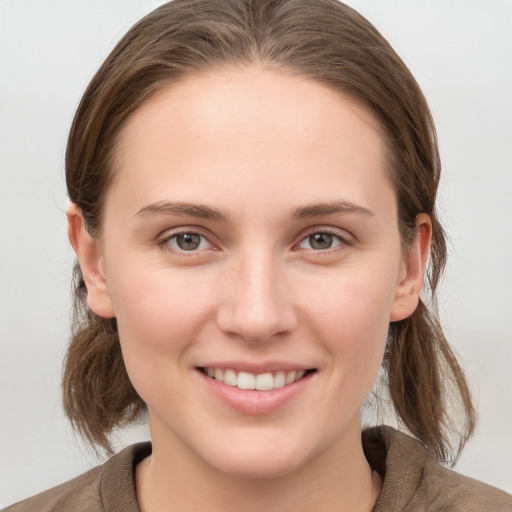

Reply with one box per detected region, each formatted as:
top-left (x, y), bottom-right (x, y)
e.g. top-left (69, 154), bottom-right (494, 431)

top-left (216, 250), bottom-right (298, 343)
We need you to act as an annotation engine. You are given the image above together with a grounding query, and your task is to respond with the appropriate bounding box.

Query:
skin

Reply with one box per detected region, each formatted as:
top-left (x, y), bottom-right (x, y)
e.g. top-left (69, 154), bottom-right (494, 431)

top-left (68, 66), bottom-right (431, 512)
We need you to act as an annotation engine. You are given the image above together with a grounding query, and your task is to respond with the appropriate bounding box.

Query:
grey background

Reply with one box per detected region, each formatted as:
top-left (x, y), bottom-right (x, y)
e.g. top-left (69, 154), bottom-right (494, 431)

top-left (1, 0), bottom-right (511, 506)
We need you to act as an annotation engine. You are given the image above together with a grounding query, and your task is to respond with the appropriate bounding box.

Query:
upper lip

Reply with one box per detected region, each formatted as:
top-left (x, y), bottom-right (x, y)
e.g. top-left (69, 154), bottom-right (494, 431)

top-left (196, 361), bottom-right (315, 374)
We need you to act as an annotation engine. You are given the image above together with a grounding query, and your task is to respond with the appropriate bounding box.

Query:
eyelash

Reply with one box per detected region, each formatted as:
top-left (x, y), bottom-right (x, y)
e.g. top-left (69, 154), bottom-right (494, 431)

top-left (156, 229), bottom-right (215, 254)
top-left (156, 228), bottom-right (352, 255)
top-left (297, 229), bottom-right (352, 252)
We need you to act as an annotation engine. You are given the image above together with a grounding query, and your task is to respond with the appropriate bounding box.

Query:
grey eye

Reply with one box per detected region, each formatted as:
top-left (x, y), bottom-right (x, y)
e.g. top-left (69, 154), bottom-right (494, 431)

top-left (163, 231), bottom-right (213, 253)
top-left (308, 233), bottom-right (334, 250)
top-left (175, 233), bottom-right (203, 251)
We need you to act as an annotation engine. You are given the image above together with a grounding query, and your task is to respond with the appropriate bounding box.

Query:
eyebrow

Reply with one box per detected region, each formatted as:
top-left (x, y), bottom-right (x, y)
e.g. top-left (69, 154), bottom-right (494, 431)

top-left (291, 201), bottom-right (375, 219)
top-left (135, 199), bottom-right (374, 222)
top-left (135, 201), bottom-right (229, 222)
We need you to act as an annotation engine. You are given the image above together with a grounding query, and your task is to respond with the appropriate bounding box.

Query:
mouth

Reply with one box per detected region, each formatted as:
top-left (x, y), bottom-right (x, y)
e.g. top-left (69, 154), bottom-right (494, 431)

top-left (198, 367), bottom-right (317, 391)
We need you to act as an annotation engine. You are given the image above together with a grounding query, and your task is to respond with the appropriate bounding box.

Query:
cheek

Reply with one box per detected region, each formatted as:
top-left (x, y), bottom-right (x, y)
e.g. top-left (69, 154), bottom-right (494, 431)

top-left (307, 267), bottom-right (395, 378)
top-left (309, 264), bottom-right (397, 332)
top-left (108, 265), bottom-right (228, 418)
top-left (105, 259), bottom-right (218, 382)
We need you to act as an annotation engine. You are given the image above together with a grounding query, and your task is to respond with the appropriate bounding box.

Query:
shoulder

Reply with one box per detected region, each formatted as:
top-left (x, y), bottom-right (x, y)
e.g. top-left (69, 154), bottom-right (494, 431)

top-left (2, 442), bottom-right (151, 512)
top-left (2, 465), bottom-right (104, 512)
top-left (419, 459), bottom-right (512, 512)
top-left (363, 426), bottom-right (512, 512)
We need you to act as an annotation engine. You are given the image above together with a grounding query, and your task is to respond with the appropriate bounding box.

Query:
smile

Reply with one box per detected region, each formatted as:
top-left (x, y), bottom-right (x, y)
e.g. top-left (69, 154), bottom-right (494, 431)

top-left (201, 367), bottom-right (314, 391)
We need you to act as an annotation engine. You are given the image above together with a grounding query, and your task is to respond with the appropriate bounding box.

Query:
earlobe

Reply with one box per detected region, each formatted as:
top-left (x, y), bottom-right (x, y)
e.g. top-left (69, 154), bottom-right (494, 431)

top-left (67, 203), bottom-right (115, 318)
top-left (390, 214), bottom-right (432, 322)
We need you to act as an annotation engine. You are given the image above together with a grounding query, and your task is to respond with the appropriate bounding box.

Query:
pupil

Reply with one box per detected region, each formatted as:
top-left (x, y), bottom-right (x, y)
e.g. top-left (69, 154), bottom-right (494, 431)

top-left (310, 233), bottom-right (332, 250)
top-left (177, 233), bottom-right (201, 250)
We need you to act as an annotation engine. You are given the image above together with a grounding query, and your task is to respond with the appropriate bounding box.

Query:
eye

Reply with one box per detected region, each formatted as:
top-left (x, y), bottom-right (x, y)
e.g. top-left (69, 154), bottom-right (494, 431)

top-left (163, 232), bottom-right (212, 252)
top-left (297, 231), bottom-right (348, 251)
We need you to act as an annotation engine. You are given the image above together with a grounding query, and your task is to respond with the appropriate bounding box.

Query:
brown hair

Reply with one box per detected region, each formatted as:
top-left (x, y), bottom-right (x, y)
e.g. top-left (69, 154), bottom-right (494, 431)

top-left (63, 0), bottom-right (475, 462)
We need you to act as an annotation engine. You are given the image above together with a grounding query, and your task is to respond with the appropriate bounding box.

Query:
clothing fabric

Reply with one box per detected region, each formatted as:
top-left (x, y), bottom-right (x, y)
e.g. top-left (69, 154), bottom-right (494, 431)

top-left (3, 426), bottom-right (511, 511)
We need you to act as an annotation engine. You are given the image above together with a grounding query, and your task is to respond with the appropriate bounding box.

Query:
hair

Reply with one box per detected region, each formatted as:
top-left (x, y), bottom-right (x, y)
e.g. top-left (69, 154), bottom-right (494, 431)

top-left (63, 0), bottom-right (475, 462)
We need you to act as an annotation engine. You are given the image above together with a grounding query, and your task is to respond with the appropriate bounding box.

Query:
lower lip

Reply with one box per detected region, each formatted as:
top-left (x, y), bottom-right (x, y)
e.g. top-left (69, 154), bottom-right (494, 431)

top-left (196, 369), bottom-right (315, 415)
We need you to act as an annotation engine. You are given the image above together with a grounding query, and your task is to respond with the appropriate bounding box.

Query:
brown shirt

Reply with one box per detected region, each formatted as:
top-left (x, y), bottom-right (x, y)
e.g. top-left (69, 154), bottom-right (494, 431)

top-left (3, 426), bottom-right (511, 511)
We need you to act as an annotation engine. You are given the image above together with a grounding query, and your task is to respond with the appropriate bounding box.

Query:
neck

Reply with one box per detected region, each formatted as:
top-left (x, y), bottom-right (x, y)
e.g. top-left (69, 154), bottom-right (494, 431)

top-left (136, 418), bottom-right (381, 512)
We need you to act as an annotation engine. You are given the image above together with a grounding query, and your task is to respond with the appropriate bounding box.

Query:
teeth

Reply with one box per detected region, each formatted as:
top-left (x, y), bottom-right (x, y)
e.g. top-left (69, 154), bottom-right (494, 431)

top-left (237, 371), bottom-right (255, 390)
top-left (224, 369), bottom-right (237, 387)
top-left (274, 371), bottom-right (286, 388)
top-left (255, 373), bottom-right (273, 391)
top-left (204, 368), bottom-right (309, 390)
top-left (285, 371), bottom-right (296, 385)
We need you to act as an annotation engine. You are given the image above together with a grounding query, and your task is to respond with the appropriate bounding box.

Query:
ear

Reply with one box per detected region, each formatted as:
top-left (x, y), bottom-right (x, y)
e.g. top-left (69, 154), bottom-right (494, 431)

top-left (390, 213), bottom-right (432, 322)
top-left (67, 203), bottom-right (115, 318)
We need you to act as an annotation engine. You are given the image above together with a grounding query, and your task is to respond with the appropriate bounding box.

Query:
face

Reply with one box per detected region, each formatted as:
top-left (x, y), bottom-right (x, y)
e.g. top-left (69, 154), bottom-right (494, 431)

top-left (73, 67), bottom-right (427, 478)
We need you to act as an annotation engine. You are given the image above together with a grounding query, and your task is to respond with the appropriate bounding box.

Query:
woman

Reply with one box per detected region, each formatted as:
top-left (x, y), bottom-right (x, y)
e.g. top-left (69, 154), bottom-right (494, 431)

top-left (3, 0), bottom-right (511, 510)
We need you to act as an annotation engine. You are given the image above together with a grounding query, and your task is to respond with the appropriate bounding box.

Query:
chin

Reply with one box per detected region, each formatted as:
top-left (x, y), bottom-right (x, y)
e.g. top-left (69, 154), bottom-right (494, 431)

top-left (210, 449), bottom-right (308, 480)
top-left (195, 429), bottom-right (319, 480)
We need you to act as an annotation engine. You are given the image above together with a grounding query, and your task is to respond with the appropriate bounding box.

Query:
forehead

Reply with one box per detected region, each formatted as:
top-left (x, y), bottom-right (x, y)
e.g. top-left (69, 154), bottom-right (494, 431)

top-left (108, 66), bottom-right (394, 220)
top-left (117, 66), bottom-right (386, 159)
